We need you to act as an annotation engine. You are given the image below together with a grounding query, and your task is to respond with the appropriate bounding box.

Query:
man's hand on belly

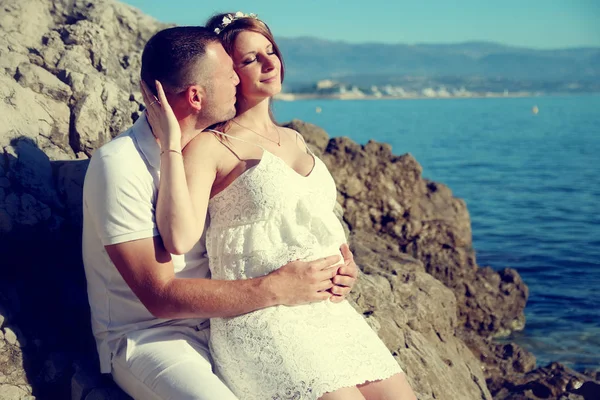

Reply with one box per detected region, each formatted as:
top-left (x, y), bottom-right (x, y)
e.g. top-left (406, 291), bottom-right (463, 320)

top-left (265, 255), bottom-right (342, 306)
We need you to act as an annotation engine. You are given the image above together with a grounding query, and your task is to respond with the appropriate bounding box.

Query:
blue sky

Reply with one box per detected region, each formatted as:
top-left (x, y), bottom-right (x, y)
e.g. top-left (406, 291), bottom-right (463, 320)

top-left (121, 0), bottom-right (600, 49)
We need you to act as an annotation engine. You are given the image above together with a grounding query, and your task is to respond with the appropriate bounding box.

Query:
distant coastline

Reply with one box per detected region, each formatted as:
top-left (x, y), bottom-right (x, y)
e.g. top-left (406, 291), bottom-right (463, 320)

top-left (275, 91), bottom-right (544, 101)
top-left (275, 79), bottom-right (596, 101)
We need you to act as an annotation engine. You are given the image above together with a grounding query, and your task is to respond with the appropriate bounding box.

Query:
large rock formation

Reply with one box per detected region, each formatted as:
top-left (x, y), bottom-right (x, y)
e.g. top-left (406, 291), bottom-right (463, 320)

top-left (291, 120), bottom-right (529, 338)
top-left (0, 1), bottom-right (597, 399)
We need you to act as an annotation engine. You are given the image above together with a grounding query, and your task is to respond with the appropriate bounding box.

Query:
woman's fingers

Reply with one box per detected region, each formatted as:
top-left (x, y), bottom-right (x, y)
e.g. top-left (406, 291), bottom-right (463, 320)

top-left (329, 295), bottom-right (344, 303)
top-left (332, 274), bottom-right (354, 287)
top-left (155, 80), bottom-right (169, 110)
top-left (139, 80), bottom-right (160, 111)
top-left (140, 80), bottom-right (151, 106)
top-left (330, 285), bottom-right (350, 296)
top-left (340, 243), bottom-right (355, 266)
top-left (337, 264), bottom-right (358, 279)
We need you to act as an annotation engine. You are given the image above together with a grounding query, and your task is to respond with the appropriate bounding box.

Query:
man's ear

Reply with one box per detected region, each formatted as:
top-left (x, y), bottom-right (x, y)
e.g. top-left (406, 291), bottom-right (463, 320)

top-left (186, 84), bottom-right (205, 112)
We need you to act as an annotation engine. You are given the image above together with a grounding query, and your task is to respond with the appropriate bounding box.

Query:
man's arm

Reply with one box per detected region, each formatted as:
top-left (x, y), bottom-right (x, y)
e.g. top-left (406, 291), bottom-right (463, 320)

top-left (105, 236), bottom-right (342, 319)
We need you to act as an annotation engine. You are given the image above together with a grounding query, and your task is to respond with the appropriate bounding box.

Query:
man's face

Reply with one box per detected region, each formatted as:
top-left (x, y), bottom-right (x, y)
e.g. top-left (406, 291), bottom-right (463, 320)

top-left (199, 42), bottom-right (239, 125)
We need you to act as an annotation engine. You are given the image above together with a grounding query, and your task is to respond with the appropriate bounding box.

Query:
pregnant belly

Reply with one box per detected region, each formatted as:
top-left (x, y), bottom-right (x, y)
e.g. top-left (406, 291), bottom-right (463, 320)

top-left (209, 243), bottom-right (345, 280)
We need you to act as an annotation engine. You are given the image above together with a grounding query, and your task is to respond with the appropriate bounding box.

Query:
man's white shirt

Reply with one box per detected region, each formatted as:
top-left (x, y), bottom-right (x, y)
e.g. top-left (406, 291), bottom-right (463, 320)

top-left (82, 115), bottom-right (209, 373)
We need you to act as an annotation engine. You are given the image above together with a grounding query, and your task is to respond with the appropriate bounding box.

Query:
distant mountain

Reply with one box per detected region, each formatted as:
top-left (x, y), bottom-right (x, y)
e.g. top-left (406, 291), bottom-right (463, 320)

top-left (276, 38), bottom-right (600, 92)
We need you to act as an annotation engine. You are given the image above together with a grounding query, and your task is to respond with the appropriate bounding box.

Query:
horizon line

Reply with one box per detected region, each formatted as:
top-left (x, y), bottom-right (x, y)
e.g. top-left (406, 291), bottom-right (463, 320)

top-left (273, 36), bottom-right (600, 51)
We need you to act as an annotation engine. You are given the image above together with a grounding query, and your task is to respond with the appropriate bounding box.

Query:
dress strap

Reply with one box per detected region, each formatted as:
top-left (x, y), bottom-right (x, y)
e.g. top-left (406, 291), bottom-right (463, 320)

top-left (207, 129), bottom-right (267, 151)
top-left (293, 131), bottom-right (315, 156)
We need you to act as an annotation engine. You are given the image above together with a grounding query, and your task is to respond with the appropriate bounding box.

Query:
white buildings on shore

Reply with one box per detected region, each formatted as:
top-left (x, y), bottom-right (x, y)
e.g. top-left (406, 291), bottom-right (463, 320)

top-left (274, 79), bottom-right (532, 100)
top-left (310, 80), bottom-right (480, 99)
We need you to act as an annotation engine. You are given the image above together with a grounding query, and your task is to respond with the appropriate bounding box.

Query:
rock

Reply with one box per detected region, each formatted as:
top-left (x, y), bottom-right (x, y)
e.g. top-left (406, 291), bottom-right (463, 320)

top-left (85, 387), bottom-right (132, 400)
top-left (0, 2), bottom-right (166, 398)
top-left (574, 381), bottom-right (600, 400)
top-left (0, 343), bottom-right (28, 389)
top-left (0, 384), bottom-right (29, 400)
top-left (315, 134), bottom-right (528, 339)
top-left (40, 352), bottom-right (70, 384)
top-left (559, 394), bottom-right (585, 400)
top-left (0, 75), bottom-right (74, 161)
top-left (70, 75), bottom-right (140, 156)
top-left (491, 362), bottom-right (600, 400)
top-left (6, 138), bottom-right (62, 208)
top-left (3, 328), bottom-right (17, 346)
top-left (283, 119), bottom-right (330, 155)
top-left (583, 369), bottom-right (600, 381)
top-left (71, 365), bottom-right (104, 400)
top-left (15, 62), bottom-right (72, 102)
top-left (348, 239), bottom-right (492, 399)
top-left (55, 160), bottom-right (90, 227)
top-left (0, 0), bottom-right (53, 49)
top-left (71, 360), bottom-right (132, 400)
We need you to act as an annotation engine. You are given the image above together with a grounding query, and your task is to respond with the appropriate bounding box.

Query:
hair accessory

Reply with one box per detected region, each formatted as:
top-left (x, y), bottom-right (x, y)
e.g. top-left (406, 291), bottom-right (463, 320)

top-left (214, 11), bottom-right (258, 34)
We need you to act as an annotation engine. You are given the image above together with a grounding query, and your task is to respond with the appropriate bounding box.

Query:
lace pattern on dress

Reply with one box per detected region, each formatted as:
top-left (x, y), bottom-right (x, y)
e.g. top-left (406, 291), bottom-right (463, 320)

top-left (206, 132), bottom-right (403, 399)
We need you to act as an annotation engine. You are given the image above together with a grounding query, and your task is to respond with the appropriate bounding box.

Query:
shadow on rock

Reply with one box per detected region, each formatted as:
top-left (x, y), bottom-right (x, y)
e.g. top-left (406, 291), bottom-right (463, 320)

top-left (1, 136), bottom-right (95, 399)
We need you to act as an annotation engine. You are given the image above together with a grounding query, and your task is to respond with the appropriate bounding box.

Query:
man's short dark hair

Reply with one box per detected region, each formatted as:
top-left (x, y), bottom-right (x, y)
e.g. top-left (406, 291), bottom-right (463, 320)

top-left (141, 26), bottom-right (218, 96)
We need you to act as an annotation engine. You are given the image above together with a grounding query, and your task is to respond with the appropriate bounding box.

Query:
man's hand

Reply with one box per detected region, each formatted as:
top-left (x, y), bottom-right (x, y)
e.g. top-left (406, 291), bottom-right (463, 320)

top-left (330, 244), bottom-right (359, 303)
top-left (265, 255), bottom-right (342, 306)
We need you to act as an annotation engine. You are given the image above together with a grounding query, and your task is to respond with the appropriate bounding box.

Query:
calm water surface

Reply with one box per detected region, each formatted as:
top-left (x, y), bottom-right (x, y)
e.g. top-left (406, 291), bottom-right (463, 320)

top-left (274, 95), bottom-right (600, 370)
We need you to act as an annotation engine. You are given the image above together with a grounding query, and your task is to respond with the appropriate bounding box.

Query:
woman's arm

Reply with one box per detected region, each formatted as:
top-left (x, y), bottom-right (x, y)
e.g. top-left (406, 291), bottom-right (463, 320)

top-left (141, 80), bottom-right (216, 255)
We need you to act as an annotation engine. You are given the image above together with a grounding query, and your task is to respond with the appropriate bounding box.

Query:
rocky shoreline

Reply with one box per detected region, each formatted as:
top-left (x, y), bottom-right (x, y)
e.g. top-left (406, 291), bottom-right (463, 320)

top-left (1, 1), bottom-right (598, 399)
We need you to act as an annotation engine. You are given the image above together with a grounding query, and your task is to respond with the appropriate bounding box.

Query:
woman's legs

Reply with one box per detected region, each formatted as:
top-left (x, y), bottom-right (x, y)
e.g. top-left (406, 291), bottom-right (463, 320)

top-left (358, 373), bottom-right (417, 400)
top-left (319, 386), bottom-right (366, 400)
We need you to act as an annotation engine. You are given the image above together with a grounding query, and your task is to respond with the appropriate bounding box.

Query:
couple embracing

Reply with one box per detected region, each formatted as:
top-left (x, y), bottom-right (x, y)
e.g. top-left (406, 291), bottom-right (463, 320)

top-left (83, 11), bottom-right (417, 400)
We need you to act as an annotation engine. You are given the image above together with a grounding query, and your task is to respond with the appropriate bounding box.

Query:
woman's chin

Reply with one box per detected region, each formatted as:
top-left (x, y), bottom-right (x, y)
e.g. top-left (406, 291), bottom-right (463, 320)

top-left (266, 84), bottom-right (282, 98)
top-left (271, 86), bottom-right (282, 97)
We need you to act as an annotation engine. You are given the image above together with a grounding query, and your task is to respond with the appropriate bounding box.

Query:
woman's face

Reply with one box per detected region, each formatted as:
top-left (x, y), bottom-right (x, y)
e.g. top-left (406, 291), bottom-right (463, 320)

top-left (231, 30), bottom-right (282, 101)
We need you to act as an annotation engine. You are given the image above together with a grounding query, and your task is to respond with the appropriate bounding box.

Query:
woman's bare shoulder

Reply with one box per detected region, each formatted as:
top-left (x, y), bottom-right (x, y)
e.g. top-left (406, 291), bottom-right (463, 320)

top-left (280, 126), bottom-right (309, 152)
top-left (279, 126), bottom-right (300, 136)
top-left (183, 130), bottom-right (229, 155)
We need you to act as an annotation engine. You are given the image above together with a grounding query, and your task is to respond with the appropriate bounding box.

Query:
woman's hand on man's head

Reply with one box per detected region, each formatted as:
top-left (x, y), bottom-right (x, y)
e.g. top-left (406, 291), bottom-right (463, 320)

top-left (140, 79), bottom-right (182, 151)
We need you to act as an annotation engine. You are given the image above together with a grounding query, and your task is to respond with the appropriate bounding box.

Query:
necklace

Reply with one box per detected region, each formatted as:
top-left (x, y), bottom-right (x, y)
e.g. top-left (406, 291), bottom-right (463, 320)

top-left (232, 119), bottom-right (281, 146)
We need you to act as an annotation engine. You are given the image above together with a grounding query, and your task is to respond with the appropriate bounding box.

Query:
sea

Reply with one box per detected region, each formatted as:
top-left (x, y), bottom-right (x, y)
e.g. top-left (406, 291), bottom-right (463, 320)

top-left (273, 94), bottom-right (600, 372)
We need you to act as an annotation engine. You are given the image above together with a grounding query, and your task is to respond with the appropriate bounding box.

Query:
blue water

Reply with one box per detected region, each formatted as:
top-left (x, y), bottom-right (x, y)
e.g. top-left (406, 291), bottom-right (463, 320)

top-left (274, 95), bottom-right (600, 371)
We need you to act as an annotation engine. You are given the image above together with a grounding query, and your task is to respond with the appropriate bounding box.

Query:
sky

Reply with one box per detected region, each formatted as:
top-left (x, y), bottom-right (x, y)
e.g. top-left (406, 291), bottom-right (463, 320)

top-left (120, 0), bottom-right (600, 49)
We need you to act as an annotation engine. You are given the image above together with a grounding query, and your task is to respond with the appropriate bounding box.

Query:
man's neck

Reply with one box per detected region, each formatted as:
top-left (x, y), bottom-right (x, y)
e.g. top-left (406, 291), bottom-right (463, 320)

top-left (178, 115), bottom-right (208, 148)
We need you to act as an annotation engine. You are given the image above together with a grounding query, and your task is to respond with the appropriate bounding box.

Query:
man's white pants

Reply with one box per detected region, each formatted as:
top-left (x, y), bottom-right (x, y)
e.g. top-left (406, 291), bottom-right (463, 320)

top-left (111, 325), bottom-right (237, 400)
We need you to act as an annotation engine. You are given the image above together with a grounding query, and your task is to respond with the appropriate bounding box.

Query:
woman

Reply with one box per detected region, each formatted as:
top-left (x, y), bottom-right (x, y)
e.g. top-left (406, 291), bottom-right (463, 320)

top-left (144, 12), bottom-right (416, 400)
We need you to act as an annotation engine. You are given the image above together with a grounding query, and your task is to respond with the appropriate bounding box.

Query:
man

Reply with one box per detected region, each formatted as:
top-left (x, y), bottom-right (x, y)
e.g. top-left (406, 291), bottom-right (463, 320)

top-left (82, 26), bottom-right (358, 399)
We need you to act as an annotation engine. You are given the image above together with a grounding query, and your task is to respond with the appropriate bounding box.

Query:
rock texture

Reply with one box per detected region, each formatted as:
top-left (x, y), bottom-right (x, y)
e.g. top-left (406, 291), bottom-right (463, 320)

top-left (0, 1), bottom-right (164, 398)
top-left (0, 1), bottom-right (597, 400)
top-left (307, 126), bottom-right (528, 338)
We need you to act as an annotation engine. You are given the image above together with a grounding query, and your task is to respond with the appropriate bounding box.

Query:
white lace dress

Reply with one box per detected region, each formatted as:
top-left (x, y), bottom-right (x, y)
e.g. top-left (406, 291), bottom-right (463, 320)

top-left (206, 133), bottom-right (402, 399)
